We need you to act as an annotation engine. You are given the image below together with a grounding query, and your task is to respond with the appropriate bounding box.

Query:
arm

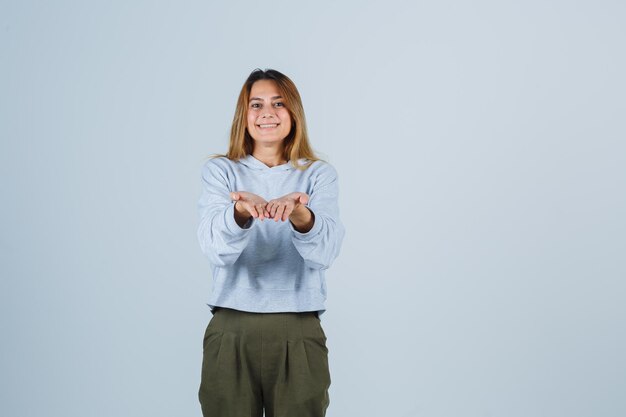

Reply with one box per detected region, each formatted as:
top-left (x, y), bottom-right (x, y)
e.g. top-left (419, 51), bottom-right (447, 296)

top-left (287, 163), bottom-right (346, 270)
top-left (234, 200), bottom-right (254, 228)
top-left (288, 204), bottom-right (315, 233)
top-left (196, 159), bottom-right (256, 266)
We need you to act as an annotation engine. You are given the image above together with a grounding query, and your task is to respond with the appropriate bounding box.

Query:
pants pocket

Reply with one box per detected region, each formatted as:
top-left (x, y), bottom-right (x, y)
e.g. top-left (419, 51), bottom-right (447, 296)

top-left (315, 318), bottom-right (327, 340)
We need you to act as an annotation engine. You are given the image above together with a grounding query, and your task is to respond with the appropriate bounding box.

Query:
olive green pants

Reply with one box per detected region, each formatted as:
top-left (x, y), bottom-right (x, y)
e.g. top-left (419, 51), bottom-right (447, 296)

top-left (198, 307), bottom-right (331, 417)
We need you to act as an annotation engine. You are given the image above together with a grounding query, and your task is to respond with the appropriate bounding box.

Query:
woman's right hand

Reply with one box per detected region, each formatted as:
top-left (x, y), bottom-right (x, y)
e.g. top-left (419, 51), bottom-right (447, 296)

top-left (230, 191), bottom-right (271, 221)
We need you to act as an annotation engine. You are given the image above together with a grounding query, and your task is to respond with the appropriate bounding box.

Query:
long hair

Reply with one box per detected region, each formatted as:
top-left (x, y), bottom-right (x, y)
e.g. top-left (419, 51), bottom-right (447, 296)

top-left (206, 68), bottom-right (324, 170)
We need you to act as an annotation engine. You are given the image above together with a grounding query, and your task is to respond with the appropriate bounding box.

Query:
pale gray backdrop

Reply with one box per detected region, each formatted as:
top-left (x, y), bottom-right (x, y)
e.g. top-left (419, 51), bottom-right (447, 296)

top-left (1, 1), bottom-right (624, 416)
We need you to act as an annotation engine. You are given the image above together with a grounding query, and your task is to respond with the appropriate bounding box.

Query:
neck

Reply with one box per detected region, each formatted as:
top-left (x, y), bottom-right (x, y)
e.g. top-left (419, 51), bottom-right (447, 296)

top-left (252, 146), bottom-right (287, 167)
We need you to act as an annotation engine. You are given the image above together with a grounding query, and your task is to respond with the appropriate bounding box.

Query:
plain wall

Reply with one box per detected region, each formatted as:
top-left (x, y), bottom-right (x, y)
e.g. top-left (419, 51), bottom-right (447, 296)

top-left (1, 1), bottom-right (624, 416)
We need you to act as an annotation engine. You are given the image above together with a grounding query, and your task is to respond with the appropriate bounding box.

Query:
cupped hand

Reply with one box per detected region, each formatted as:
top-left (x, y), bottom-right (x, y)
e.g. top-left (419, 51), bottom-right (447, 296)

top-left (230, 191), bottom-right (271, 220)
top-left (265, 192), bottom-right (310, 222)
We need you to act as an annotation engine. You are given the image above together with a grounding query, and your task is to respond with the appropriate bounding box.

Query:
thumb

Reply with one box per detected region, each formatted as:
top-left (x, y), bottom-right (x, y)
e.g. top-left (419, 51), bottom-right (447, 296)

top-left (299, 193), bottom-right (309, 205)
top-left (230, 192), bottom-right (239, 201)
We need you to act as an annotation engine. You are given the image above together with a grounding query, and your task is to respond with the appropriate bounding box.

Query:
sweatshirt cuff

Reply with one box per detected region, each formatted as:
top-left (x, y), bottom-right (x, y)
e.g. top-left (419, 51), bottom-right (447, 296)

top-left (289, 206), bottom-right (322, 239)
top-left (225, 201), bottom-right (255, 233)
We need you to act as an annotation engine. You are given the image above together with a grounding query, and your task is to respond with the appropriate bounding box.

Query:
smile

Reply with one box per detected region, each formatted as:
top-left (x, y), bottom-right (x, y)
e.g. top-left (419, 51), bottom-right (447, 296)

top-left (258, 123), bottom-right (279, 129)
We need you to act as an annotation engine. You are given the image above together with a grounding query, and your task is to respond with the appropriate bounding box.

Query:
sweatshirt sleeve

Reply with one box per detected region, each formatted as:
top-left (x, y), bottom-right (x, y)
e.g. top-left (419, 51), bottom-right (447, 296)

top-left (287, 163), bottom-right (346, 270)
top-left (197, 159), bottom-right (256, 267)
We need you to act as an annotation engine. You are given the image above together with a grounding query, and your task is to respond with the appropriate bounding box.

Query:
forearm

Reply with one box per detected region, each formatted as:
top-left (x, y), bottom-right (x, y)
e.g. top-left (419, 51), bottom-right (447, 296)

top-left (289, 204), bottom-right (315, 233)
top-left (234, 201), bottom-right (253, 228)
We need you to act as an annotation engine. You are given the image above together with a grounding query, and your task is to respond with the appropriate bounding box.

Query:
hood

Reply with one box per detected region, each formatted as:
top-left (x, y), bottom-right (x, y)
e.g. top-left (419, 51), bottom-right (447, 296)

top-left (238, 154), bottom-right (307, 172)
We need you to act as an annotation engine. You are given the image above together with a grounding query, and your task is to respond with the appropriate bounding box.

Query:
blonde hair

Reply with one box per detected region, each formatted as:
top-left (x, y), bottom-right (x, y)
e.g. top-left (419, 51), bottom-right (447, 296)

top-left (205, 68), bottom-right (325, 171)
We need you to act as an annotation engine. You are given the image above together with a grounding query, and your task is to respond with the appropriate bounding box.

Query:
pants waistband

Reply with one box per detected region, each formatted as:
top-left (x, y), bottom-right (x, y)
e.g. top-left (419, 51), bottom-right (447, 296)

top-left (213, 306), bottom-right (319, 319)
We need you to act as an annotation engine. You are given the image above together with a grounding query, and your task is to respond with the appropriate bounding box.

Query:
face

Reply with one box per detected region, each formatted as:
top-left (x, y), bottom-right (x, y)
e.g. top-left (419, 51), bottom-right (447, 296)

top-left (246, 79), bottom-right (292, 145)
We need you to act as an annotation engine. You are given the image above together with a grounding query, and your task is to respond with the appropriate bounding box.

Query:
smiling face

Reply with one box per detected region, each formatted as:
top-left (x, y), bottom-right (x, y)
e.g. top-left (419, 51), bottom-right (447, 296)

top-left (246, 79), bottom-right (292, 146)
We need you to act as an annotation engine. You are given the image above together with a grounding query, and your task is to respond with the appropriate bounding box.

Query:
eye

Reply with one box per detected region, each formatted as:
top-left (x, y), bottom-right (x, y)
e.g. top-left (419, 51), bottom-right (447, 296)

top-left (274, 102), bottom-right (284, 107)
top-left (251, 103), bottom-right (260, 108)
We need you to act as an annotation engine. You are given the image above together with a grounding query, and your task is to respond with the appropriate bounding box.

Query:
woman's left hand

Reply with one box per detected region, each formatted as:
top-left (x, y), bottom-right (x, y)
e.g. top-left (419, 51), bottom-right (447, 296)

top-left (265, 192), bottom-right (310, 222)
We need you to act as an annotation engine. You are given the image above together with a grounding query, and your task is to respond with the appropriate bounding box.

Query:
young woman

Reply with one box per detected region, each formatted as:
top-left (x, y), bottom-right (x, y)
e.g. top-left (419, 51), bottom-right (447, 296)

top-left (196, 68), bottom-right (345, 417)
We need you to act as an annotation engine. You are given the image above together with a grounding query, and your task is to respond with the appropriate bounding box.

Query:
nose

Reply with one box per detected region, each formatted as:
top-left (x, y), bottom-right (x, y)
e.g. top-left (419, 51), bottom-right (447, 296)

top-left (259, 113), bottom-right (277, 124)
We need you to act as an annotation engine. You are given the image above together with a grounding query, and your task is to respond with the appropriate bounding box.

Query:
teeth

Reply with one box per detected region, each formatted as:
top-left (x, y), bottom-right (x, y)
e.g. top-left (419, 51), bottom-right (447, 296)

top-left (259, 124), bottom-right (278, 128)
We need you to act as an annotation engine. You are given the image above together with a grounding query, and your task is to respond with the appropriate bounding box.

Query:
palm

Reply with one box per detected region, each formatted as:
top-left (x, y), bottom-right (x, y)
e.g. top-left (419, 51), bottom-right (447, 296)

top-left (266, 192), bottom-right (309, 221)
top-left (231, 191), bottom-right (270, 219)
top-left (231, 191), bottom-right (309, 221)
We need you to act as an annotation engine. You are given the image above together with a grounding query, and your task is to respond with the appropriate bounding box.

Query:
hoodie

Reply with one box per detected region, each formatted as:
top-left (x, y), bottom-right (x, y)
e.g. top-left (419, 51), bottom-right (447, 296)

top-left (196, 153), bottom-right (346, 317)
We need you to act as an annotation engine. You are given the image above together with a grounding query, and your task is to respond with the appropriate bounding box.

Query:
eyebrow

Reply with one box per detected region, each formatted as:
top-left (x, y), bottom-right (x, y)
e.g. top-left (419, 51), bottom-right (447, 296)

top-left (249, 95), bottom-right (283, 102)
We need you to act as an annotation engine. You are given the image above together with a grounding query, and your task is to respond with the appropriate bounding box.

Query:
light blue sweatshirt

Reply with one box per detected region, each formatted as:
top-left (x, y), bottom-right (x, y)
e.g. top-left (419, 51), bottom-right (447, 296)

top-left (196, 154), bottom-right (345, 317)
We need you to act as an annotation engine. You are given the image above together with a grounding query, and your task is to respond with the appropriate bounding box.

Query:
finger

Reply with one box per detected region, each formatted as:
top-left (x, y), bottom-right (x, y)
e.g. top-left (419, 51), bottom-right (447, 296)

top-left (282, 205), bottom-right (293, 222)
top-left (275, 204), bottom-right (286, 222)
top-left (262, 203), bottom-right (270, 219)
top-left (256, 204), bottom-right (266, 220)
top-left (248, 204), bottom-right (259, 218)
top-left (269, 201), bottom-right (278, 217)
